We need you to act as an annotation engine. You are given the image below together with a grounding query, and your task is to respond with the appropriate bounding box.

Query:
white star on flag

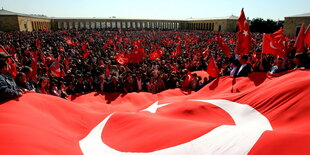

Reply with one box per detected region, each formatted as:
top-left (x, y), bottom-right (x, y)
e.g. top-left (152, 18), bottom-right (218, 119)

top-left (243, 31), bottom-right (248, 36)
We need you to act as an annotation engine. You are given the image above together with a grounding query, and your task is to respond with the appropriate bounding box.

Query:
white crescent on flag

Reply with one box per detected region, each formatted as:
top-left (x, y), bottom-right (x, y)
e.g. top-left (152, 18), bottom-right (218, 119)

top-left (79, 99), bottom-right (273, 155)
top-left (269, 42), bottom-right (277, 49)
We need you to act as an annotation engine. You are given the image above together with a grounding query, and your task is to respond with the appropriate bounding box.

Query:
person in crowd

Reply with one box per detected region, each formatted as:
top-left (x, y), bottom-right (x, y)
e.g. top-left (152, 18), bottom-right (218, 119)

top-left (85, 75), bottom-right (95, 93)
top-left (156, 75), bottom-right (166, 92)
top-left (190, 73), bottom-right (199, 91)
top-left (147, 77), bottom-right (157, 93)
top-left (0, 53), bottom-right (22, 102)
top-left (269, 57), bottom-right (286, 74)
top-left (37, 77), bottom-right (49, 94)
top-left (235, 55), bottom-right (252, 77)
top-left (230, 59), bottom-right (241, 77)
top-left (133, 73), bottom-right (144, 92)
top-left (106, 76), bottom-right (123, 92)
top-left (294, 52), bottom-right (310, 69)
top-left (74, 75), bottom-right (86, 94)
top-left (49, 82), bottom-right (61, 97)
top-left (15, 72), bottom-right (33, 91)
top-left (96, 74), bottom-right (106, 92)
top-left (66, 82), bottom-right (75, 95)
top-left (57, 82), bottom-right (68, 99)
top-left (123, 75), bottom-right (134, 93)
top-left (20, 66), bottom-right (36, 91)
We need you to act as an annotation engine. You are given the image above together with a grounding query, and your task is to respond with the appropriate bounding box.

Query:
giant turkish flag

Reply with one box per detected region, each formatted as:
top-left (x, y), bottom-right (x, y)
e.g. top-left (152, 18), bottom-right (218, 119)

top-left (1, 69), bottom-right (310, 155)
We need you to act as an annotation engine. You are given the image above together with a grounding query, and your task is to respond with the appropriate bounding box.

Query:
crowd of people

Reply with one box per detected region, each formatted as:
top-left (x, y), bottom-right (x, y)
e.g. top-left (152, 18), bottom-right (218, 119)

top-left (0, 28), bottom-right (309, 102)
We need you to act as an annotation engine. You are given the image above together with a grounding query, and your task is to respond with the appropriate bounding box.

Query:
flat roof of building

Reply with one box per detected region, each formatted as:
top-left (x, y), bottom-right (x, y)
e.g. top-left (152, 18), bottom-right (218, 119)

top-left (0, 9), bottom-right (49, 19)
top-left (1, 9), bottom-right (238, 21)
top-left (286, 13), bottom-right (310, 18)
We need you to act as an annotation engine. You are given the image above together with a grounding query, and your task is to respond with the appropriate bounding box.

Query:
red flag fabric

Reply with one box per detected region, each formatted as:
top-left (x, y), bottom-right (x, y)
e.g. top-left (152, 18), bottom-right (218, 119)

top-left (170, 46), bottom-right (181, 58)
top-left (262, 33), bottom-right (286, 58)
top-left (236, 8), bottom-right (251, 55)
top-left (170, 50), bottom-right (178, 58)
top-left (49, 61), bottom-right (65, 77)
top-left (305, 24), bottom-right (310, 45)
top-left (83, 50), bottom-right (90, 59)
top-left (0, 46), bottom-right (17, 77)
top-left (31, 51), bottom-right (39, 81)
top-left (81, 42), bottom-right (87, 52)
top-left (129, 49), bottom-right (144, 63)
top-left (182, 71), bottom-right (193, 88)
top-left (294, 24), bottom-right (305, 54)
top-left (59, 46), bottom-right (65, 52)
top-left (149, 49), bottom-right (163, 60)
top-left (270, 28), bottom-right (284, 41)
top-left (1, 70), bottom-right (310, 155)
top-left (203, 46), bottom-right (211, 57)
top-left (115, 53), bottom-right (128, 65)
top-left (206, 56), bottom-right (220, 77)
top-left (64, 37), bottom-right (76, 46)
top-left (36, 39), bottom-right (41, 49)
top-left (217, 36), bottom-right (230, 57)
top-left (149, 52), bottom-right (160, 60)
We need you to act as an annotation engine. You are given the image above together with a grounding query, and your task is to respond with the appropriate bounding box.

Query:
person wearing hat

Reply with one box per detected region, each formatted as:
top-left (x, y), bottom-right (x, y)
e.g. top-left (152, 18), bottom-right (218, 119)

top-left (0, 53), bottom-right (22, 102)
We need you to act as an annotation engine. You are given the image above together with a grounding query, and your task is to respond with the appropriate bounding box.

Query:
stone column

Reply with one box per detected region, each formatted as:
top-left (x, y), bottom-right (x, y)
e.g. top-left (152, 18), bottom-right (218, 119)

top-left (124, 21), bottom-right (127, 29)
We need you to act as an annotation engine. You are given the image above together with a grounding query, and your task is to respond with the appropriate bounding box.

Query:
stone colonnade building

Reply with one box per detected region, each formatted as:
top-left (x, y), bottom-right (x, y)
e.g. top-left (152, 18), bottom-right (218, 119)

top-left (0, 9), bottom-right (239, 32)
top-left (51, 16), bottom-right (239, 31)
top-left (0, 9), bottom-right (50, 31)
top-left (284, 13), bottom-right (310, 36)
top-left (2, 8), bottom-right (309, 36)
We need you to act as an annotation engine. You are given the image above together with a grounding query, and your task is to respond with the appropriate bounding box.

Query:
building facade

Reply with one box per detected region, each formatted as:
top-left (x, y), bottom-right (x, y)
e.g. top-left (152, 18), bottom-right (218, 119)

top-left (51, 15), bottom-right (239, 32)
top-left (0, 9), bottom-right (51, 32)
top-left (0, 9), bottom-right (239, 32)
top-left (284, 13), bottom-right (310, 36)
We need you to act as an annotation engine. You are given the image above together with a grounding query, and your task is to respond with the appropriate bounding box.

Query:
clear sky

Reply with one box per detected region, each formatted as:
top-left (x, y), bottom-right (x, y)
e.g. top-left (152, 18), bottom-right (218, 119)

top-left (2, 0), bottom-right (310, 20)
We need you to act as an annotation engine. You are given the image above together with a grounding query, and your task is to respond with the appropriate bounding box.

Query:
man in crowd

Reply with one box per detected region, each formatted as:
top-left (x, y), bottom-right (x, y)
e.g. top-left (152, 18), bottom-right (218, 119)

top-left (235, 55), bottom-right (252, 77)
top-left (270, 57), bottom-right (286, 74)
top-left (0, 53), bottom-right (22, 102)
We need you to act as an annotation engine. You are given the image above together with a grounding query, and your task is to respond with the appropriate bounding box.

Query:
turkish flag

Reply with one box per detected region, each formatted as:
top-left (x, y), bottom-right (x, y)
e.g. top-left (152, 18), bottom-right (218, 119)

top-left (236, 8), bottom-right (251, 55)
top-left (149, 49), bottom-right (163, 60)
top-left (262, 33), bottom-right (286, 58)
top-left (217, 36), bottom-right (230, 57)
top-left (270, 28), bottom-right (288, 53)
top-left (305, 24), bottom-right (310, 45)
top-left (149, 52), bottom-right (160, 60)
top-left (203, 46), bottom-right (211, 58)
top-left (30, 51), bottom-right (39, 81)
top-left (270, 28), bottom-right (284, 41)
top-left (182, 71), bottom-right (193, 88)
top-left (116, 53), bottom-right (128, 65)
top-left (1, 70), bottom-right (310, 155)
top-left (129, 48), bottom-right (144, 63)
top-left (49, 61), bottom-right (65, 77)
top-left (294, 24), bottom-right (305, 54)
top-left (206, 56), bottom-right (220, 78)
